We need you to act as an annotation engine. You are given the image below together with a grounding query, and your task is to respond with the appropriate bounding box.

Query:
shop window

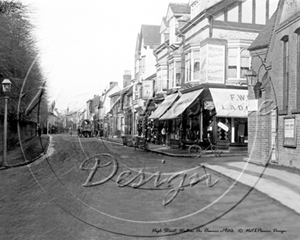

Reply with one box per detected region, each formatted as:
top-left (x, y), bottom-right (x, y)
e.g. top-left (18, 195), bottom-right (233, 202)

top-left (217, 118), bottom-right (230, 141)
top-left (282, 35), bottom-right (289, 112)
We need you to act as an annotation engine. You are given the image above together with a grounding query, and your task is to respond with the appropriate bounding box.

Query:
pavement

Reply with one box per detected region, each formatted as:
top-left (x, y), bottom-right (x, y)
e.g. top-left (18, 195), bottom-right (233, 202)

top-left (103, 136), bottom-right (300, 215)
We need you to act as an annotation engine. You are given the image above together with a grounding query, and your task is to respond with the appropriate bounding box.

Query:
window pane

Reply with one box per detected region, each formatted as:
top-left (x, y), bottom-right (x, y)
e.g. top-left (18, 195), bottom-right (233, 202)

top-left (241, 67), bottom-right (249, 78)
top-left (256, 0), bottom-right (266, 24)
top-left (162, 69), bottom-right (168, 90)
top-left (228, 56), bottom-right (237, 65)
top-left (193, 61), bottom-right (200, 80)
top-left (169, 63), bottom-right (174, 88)
top-left (228, 67), bottom-right (237, 78)
top-left (194, 50), bottom-right (200, 60)
top-left (242, 0), bottom-right (252, 23)
top-left (228, 5), bottom-right (239, 22)
top-left (175, 61), bottom-right (181, 86)
top-left (228, 48), bottom-right (238, 55)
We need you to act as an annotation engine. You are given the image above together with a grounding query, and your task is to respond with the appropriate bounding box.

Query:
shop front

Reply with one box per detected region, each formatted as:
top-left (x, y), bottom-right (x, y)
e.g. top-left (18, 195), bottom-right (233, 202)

top-left (149, 93), bottom-right (180, 145)
top-left (160, 89), bottom-right (203, 147)
top-left (158, 87), bottom-right (248, 150)
top-left (209, 88), bottom-right (248, 149)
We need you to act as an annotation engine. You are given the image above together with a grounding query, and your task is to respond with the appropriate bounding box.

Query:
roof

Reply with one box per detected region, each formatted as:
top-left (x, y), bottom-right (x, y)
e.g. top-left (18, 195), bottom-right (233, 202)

top-left (92, 95), bottom-right (100, 107)
top-left (169, 3), bottom-right (190, 14)
top-left (145, 73), bottom-right (156, 80)
top-left (248, 13), bottom-right (277, 51)
top-left (109, 85), bottom-right (133, 98)
top-left (141, 25), bottom-right (161, 46)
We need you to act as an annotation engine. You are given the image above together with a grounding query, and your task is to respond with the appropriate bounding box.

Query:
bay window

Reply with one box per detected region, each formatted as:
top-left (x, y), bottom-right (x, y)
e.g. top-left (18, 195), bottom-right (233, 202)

top-left (185, 50), bottom-right (200, 82)
top-left (175, 61), bottom-right (181, 87)
top-left (169, 62), bottom-right (174, 88)
top-left (193, 50), bottom-right (200, 81)
top-left (228, 48), bottom-right (238, 78)
top-left (185, 52), bottom-right (191, 82)
top-left (227, 46), bottom-right (250, 80)
top-left (240, 49), bottom-right (250, 78)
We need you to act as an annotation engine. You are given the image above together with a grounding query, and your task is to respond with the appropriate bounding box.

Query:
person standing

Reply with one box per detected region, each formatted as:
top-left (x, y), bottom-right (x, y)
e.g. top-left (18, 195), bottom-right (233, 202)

top-left (161, 126), bottom-right (166, 147)
top-left (37, 124), bottom-right (42, 137)
top-left (104, 127), bottom-right (108, 139)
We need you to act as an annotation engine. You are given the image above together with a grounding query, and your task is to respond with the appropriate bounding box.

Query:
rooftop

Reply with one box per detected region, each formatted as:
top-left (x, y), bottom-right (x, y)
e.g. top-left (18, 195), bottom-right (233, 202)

top-left (248, 12), bottom-right (277, 51)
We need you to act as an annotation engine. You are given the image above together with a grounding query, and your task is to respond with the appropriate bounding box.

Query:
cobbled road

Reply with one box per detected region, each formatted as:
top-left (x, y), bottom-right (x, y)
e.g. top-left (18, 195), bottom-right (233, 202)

top-left (1, 134), bottom-right (299, 240)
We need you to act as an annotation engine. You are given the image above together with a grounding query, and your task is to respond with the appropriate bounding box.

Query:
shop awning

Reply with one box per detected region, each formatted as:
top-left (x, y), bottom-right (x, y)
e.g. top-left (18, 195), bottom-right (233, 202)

top-left (209, 88), bottom-right (248, 117)
top-left (160, 89), bottom-right (203, 120)
top-left (148, 93), bottom-right (179, 119)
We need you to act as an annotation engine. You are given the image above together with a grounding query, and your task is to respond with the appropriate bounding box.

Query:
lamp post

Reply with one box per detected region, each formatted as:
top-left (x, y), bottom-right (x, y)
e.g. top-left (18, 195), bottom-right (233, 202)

top-left (245, 68), bottom-right (262, 99)
top-left (1, 79), bottom-right (12, 167)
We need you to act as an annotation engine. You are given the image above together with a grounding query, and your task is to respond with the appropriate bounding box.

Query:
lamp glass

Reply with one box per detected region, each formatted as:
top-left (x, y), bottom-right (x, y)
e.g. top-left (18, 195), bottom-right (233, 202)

top-left (2, 79), bottom-right (12, 93)
top-left (245, 69), bottom-right (257, 87)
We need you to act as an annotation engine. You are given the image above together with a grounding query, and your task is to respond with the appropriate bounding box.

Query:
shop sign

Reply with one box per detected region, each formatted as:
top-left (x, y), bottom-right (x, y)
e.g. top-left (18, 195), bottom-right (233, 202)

top-left (283, 117), bottom-right (296, 147)
top-left (217, 122), bottom-right (229, 132)
top-left (200, 44), bottom-right (225, 84)
top-left (142, 80), bottom-right (153, 100)
top-left (204, 101), bottom-right (215, 110)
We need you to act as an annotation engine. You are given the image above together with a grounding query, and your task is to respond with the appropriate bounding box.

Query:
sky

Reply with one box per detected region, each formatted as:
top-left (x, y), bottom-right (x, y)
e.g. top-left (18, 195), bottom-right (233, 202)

top-left (20, 0), bottom-right (188, 112)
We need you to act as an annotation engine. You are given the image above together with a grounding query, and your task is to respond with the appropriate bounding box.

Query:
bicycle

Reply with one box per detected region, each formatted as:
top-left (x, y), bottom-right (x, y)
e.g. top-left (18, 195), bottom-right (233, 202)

top-left (188, 138), bottom-right (222, 158)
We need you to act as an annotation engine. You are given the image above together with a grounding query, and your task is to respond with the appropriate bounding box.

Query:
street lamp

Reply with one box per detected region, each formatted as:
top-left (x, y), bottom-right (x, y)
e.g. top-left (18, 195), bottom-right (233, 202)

top-left (1, 79), bottom-right (12, 167)
top-left (245, 68), bottom-right (262, 99)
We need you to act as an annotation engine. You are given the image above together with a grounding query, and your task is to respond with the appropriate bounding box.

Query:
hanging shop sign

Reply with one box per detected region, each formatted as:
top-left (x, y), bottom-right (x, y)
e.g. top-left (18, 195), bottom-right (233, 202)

top-left (200, 43), bottom-right (225, 84)
top-left (217, 121), bottom-right (229, 132)
top-left (142, 80), bottom-right (154, 100)
top-left (204, 101), bottom-right (215, 110)
top-left (283, 117), bottom-right (296, 148)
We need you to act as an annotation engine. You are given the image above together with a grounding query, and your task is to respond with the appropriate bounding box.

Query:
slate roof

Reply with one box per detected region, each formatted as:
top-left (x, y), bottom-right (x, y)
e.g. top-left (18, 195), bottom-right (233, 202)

top-left (109, 85), bottom-right (133, 98)
top-left (169, 3), bottom-right (190, 14)
top-left (248, 12), bottom-right (277, 51)
top-left (141, 25), bottom-right (161, 46)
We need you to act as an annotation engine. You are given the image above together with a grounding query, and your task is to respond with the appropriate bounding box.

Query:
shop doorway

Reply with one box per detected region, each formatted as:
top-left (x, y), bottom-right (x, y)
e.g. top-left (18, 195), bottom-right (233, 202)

top-left (216, 117), bottom-right (231, 142)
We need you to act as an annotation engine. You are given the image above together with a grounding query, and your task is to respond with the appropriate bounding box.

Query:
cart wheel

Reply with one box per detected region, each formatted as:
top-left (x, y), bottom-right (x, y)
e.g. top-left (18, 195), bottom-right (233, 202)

top-left (188, 145), bottom-right (202, 158)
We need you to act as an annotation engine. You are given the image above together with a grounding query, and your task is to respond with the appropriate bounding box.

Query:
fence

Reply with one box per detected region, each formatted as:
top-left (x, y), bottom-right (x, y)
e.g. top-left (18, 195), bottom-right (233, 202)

top-left (0, 120), bottom-right (37, 154)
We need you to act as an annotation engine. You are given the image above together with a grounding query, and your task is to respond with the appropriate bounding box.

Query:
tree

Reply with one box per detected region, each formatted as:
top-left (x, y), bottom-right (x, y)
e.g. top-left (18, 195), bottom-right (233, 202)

top-left (0, 0), bottom-right (48, 130)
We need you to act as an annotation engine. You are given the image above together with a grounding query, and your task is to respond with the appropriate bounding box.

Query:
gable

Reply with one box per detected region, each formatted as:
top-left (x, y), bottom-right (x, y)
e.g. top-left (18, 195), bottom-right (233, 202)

top-left (279, 0), bottom-right (300, 24)
top-left (160, 17), bottom-right (168, 34)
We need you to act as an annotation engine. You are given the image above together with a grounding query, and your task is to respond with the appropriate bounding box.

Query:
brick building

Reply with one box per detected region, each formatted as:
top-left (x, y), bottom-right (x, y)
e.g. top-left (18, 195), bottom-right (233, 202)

top-left (248, 0), bottom-right (300, 169)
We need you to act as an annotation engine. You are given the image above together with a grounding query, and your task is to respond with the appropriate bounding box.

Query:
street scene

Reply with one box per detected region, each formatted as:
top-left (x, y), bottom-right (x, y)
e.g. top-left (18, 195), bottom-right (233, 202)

top-left (1, 0), bottom-right (300, 239)
top-left (1, 135), bottom-right (300, 239)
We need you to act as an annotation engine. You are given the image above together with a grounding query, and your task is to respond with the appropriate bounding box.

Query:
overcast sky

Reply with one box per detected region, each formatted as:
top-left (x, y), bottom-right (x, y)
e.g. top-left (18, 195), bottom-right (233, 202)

top-left (20, 0), bottom-right (187, 112)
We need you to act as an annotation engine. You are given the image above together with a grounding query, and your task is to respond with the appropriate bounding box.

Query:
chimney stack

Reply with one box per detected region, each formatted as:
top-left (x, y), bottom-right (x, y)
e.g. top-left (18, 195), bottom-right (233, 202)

top-left (123, 70), bottom-right (132, 88)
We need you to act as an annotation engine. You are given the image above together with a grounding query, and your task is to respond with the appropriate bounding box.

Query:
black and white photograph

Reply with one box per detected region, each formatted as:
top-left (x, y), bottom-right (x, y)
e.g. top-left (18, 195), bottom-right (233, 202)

top-left (1, 0), bottom-right (300, 239)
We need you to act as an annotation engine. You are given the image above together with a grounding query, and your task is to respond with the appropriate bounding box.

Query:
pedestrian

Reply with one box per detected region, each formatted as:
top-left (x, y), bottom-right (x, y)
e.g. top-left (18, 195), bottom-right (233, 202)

top-left (161, 126), bottom-right (166, 147)
top-left (69, 127), bottom-right (72, 136)
top-left (104, 127), bottom-right (108, 139)
top-left (37, 124), bottom-right (42, 137)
